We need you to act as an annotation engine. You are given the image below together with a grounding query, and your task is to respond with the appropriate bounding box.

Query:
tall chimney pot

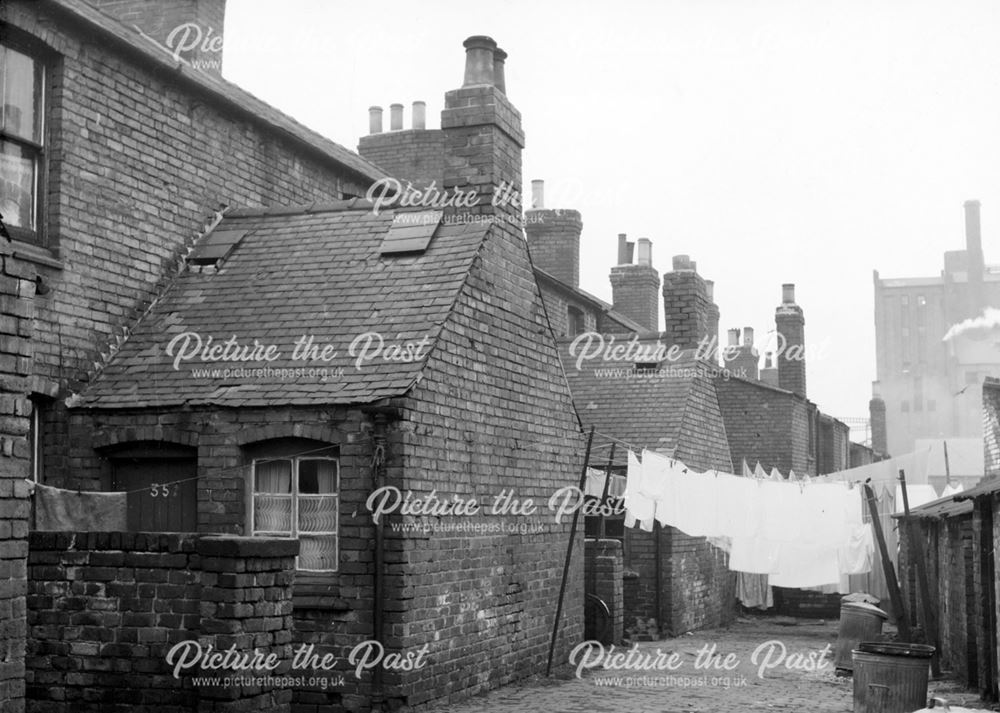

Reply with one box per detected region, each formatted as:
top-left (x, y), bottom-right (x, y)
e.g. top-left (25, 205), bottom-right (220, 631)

top-left (744, 327), bottom-right (754, 346)
top-left (462, 35), bottom-right (497, 87)
top-left (412, 101), bottom-right (426, 130)
top-left (728, 328), bottom-right (740, 347)
top-left (782, 283), bottom-right (796, 304)
top-left (617, 234), bottom-right (630, 265)
top-left (705, 279), bottom-right (715, 301)
top-left (368, 106), bottom-right (383, 135)
top-left (636, 238), bottom-right (652, 266)
top-left (389, 103), bottom-right (404, 131)
top-left (531, 179), bottom-right (545, 209)
top-left (493, 47), bottom-right (508, 94)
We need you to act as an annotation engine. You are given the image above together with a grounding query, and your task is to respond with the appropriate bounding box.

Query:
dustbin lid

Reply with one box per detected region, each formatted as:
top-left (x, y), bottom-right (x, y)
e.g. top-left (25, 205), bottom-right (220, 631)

top-left (841, 602), bottom-right (889, 618)
top-left (855, 642), bottom-right (935, 657)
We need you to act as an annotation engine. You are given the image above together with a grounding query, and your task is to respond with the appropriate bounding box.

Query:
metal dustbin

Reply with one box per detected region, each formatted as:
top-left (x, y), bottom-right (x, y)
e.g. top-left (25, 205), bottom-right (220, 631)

top-left (835, 601), bottom-right (889, 672)
top-left (852, 642), bottom-right (935, 713)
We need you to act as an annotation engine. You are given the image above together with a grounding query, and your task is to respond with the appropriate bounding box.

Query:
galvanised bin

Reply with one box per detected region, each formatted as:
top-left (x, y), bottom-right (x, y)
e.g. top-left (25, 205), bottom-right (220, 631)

top-left (852, 642), bottom-right (935, 713)
top-left (835, 601), bottom-right (889, 672)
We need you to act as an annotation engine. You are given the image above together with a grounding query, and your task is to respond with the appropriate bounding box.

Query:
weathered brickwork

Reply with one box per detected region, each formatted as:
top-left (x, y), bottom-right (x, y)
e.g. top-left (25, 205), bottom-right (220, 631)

top-left (985, 378), bottom-right (1000, 477)
top-left (714, 377), bottom-right (816, 476)
top-left (775, 303), bottom-right (806, 398)
top-left (2, 1), bottom-right (374, 488)
top-left (525, 209), bottom-right (583, 289)
top-left (609, 264), bottom-right (659, 332)
top-left (661, 261), bottom-right (711, 351)
top-left (0, 248), bottom-right (35, 713)
top-left (358, 129), bottom-right (446, 190)
top-left (26, 531), bottom-right (297, 713)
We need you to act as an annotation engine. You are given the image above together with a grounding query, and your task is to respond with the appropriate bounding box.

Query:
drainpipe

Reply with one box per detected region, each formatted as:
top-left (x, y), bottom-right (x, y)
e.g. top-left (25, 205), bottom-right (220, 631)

top-left (371, 412), bottom-right (388, 712)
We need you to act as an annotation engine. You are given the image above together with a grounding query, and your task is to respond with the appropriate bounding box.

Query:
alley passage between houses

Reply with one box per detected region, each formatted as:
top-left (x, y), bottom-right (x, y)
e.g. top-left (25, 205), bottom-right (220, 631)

top-left (426, 617), bottom-right (989, 713)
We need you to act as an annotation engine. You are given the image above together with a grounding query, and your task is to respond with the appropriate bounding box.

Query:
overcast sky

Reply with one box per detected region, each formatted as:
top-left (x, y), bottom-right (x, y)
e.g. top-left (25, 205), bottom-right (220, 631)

top-left (222, 0), bottom-right (1000, 424)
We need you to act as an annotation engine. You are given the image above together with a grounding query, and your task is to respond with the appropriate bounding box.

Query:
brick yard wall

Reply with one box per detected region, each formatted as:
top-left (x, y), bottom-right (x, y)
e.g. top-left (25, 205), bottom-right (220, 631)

top-left (0, 248), bottom-right (35, 713)
top-left (2, 1), bottom-right (372, 488)
top-left (26, 531), bottom-right (298, 713)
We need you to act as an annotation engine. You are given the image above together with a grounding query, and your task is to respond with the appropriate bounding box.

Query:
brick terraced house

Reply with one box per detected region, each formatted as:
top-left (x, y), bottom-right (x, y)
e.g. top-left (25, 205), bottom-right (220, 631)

top-left (1, 1), bottom-right (587, 711)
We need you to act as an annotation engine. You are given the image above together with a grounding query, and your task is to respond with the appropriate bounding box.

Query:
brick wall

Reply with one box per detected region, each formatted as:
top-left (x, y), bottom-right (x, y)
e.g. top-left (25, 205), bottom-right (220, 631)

top-left (525, 209), bottom-right (583, 289)
top-left (27, 531), bottom-right (298, 713)
top-left (714, 377), bottom-right (815, 476)
top-left (985, 378), bottom-right (1000, 477)
top-left (3, 1), bottom-right (370, 487)
top-left (536, 281), bottom-right (600, 339)
top-left (609, 264), bottom-right (659, 332)
top-left (584, 539), bottom-right (623, 645)
top-left (357, 129), bottom-right (446, 190)
top-left (0, 248), bottom-right (34, 713)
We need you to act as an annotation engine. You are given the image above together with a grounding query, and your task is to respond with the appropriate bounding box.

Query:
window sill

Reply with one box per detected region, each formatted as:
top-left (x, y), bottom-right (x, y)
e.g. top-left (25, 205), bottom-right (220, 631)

top-left (11, 240), bottom-right (63, 270)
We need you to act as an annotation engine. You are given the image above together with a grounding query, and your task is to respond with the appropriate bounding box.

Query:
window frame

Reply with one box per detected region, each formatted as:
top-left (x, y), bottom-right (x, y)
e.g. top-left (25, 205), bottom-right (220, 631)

top-left (250, 454), bottom-right (340, 573)
top-left (1, 30), bottom-right (50, 247)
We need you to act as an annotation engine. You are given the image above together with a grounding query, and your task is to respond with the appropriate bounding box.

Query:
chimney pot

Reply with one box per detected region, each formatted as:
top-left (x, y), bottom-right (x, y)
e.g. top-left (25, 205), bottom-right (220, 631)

top-left (672, 254), bottom-right (695, 271)
top-left (617, 233), bottom-right (630, 264)
top-left (412, 101), bottom-right (426, 130)
top-left (636, 238), bottom-right (652, 266)
top-left (782, 283), bottom-right (796, 304)
top-left (462, 35), bottom-right (498, 87)
top-left (743, 326), bottom-right (754, 346)
top-left (493, 47), bottom-right (508, 94)
top-left (705, 279), bottom-right (715, 301)
top-left (531, 179), bottom-right (544, 209)
top-left (727, 328), bottom-right (740, 347)
top-left (389, 103), bottom-right (404, 131)
top-left (368, 106), bottom-right (383, 135)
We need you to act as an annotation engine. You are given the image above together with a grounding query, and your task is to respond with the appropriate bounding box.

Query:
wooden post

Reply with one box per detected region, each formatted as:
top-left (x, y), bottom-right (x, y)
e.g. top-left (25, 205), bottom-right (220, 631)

top-left (899, 469), bottom-right (941, 676)
top-left (864, 482), bottom-right (910, 640)
top-left (943, 441), bottom-right (951, 487)
top-left (546, 426), bottom-right (594, 676)
top-left (597, 443), bottom-right (617, 534)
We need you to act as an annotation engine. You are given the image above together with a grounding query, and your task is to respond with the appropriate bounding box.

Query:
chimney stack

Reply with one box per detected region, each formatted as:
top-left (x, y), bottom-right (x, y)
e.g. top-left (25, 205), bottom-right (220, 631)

top-left (775, 283), bottom-right (806, 397)
top-left (705, 280), bottom-right (720, 361)
top-left (661, 255), bottom-right (712, 350)
top-left (965, 199), bottom-right (986, 316)
top-left (610, 235), bottom-right (660, 331)
top-left (441, 35), bottom-right (524, 223)
top-left (89, 0), bottom-right (227, 75)
top-left (869, 382), bottom-right (888, 457)
top-left (759, 351), bottom-right (779, 387)
top-left (727, 326), bottom-right (759, 381)
top-left (525, 180), bottom-right (583, 288)
top-left (368, 106), bottom-right (383, 135)
top-left (412, 101), bottom-right (426, 130)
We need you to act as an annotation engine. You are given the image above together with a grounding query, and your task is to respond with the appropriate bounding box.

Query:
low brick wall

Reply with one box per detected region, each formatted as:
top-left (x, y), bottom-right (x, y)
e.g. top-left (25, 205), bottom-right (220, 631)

top-left (27, 531), bottom-right (297, 713)
top-left (584, 539), bottom-right (623, 645)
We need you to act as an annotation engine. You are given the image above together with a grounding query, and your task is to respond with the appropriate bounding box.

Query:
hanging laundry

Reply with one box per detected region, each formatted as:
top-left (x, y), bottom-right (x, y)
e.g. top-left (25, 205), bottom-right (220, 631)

top-left (624, 451), bottom-right (654, 530)
top-left (737, 572), bottom-right (773, 610)
top-left (34, 483), bottom-right (127, 531)
top-left (584, 468), bottom-right (625, 498)
top-left (838, 523), bottom-right (875, 575)
top-left (894, 484), bottom-right (939, 513)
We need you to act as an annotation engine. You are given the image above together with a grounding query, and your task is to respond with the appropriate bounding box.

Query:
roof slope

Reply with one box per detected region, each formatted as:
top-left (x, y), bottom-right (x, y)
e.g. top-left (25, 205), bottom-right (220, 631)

top-left (50, 0), bottom-right (386, 184)
top-left (78, 204), bottom-right (488, 408)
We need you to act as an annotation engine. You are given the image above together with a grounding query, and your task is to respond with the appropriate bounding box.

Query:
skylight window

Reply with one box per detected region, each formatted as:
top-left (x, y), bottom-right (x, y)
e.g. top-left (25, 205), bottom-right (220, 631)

top-left (188, 229), bottom-right (248, 267)
top-left (379, 210), bottom-right (442, 256)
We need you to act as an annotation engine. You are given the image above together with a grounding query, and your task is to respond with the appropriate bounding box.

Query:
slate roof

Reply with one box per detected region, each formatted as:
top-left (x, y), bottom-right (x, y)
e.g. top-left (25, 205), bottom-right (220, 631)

top-left (893, 494), bottom-right (973, 520)
top-left (78, 203), bottom-right (488, 408)
top-left (558, 340), bottom-right (731, 470)
top-left (51, 0), bottom-right (386, 184)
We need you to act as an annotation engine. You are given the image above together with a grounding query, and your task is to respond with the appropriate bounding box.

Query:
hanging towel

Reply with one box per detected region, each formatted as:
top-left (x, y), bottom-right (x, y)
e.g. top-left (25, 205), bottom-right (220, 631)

top-left (729, 537), bottom-right (782, 574)
top-left (624, 451), bottom-right (655, 530)
top-left (34, 483), bottom-right (127, 531)
top-left (838, 523), bottom-right (875, 575)
top-left (768, 542), bottom-right (842, 589)
top-left (737, 572), bottom-right (773, 610)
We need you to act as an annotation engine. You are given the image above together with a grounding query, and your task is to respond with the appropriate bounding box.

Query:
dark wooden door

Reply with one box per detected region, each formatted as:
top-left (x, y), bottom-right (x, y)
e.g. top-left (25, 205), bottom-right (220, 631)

top-left (111, 458), bottom-right (197, 532)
